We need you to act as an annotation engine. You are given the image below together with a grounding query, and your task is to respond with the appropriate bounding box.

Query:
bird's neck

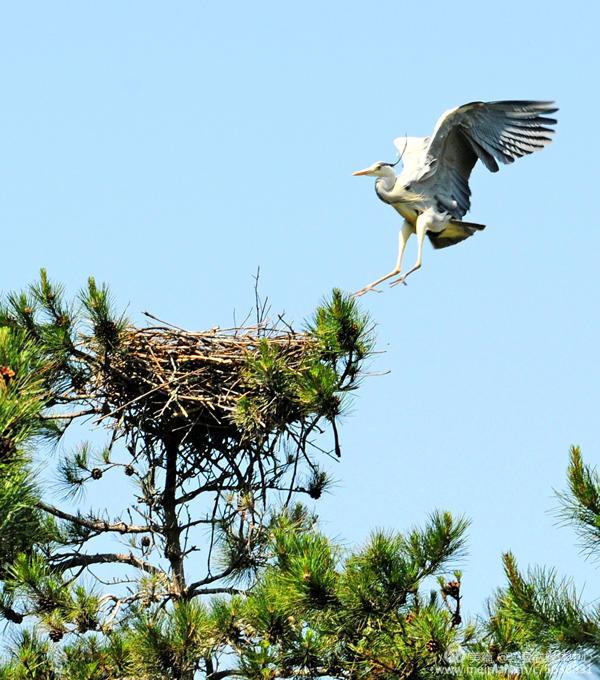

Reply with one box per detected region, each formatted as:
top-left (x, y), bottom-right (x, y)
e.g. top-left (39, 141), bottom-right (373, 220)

top-left (375, 168), bottom-right (397, 198)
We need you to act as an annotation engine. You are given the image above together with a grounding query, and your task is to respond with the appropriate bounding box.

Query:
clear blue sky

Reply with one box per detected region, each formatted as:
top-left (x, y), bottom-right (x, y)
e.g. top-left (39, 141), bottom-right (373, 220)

top-left (1, 1), bottom-right (599, 617)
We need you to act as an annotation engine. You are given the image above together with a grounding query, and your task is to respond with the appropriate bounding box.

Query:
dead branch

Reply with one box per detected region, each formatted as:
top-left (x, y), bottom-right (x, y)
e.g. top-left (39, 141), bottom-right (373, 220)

top-left (37, 501), bottom-right (159, 534)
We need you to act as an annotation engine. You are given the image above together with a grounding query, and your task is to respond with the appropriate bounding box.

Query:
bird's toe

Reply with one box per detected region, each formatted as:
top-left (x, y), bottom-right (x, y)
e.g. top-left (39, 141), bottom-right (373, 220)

top-left (354, 285), bottom-right (381, 298)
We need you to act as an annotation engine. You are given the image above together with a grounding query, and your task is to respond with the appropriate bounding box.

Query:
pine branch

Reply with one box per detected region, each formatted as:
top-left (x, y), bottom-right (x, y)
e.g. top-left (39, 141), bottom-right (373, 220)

top-left (51, 551), bottom-right (162, 576)
top-left (501, 551), bottom-right (600, 650)
top-left (187, 566), bottom-right (237, 596)
top-left (191, 587), bottom-right (244, 596)
top-left (37, 500), bottom-right (158, 534)
top-left (40, 408), bottom-right (100, 421)
top-left (556, 446), bottom-right (600, 556)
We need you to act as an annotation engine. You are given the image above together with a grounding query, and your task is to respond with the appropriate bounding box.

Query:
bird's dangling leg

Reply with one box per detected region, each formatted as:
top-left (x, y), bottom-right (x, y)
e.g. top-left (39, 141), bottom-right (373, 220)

top-left (389, 214), bottom-right (428, 287)
top-left (354, 221), bottom-right (412, 297)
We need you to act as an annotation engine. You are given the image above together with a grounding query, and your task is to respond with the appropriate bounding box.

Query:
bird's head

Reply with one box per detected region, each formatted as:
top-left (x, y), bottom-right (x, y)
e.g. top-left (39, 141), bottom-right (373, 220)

top-left (352, 161), bottom-right (398, 178)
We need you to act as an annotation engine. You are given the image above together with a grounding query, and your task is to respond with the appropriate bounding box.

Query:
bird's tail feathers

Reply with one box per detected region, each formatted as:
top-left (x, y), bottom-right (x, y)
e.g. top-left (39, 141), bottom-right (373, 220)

top-left (427, 220), bottom-right (486, 250)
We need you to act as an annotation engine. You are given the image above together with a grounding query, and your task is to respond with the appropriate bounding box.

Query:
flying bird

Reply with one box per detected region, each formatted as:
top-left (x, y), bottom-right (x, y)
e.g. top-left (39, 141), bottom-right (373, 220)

top-left (353, 100), bottom-right (558, 296)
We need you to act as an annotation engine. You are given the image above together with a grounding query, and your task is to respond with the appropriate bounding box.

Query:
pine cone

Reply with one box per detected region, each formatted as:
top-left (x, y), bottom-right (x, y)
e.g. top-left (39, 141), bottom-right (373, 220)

top-left (76, 614), bottom-right (97, 633)
top-left (91, 468), bottom-right (103, 480)
top-left (308, 485), bottom-right (322, 499)
top-left (48, 629), bottom-right (64, 643)
top-left (125, 464), bottom-right (135, 476)
top-left (426, 639), bottom-right (440, 653)
top-left (71, 371), bottom-right (87, 390)
top-left (3, 607), bottom-right (23, 624)
top-left (442, 580), bottom-right (460, 599)
top-left (141, 536), bottom-right (151, 548)
top-left (489, 643), bottom-right (502, 663)
top-left (0, 366), bottom-right (16, 385)
top-left (0, 438), bottom-right (16, 459)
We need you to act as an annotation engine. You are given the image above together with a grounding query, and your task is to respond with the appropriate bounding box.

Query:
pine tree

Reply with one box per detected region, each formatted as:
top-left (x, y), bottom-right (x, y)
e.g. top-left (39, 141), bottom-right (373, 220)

top-left (488, 446), bottom-right (600, 671)
top-left (0, 272), bottom-right (550, 679)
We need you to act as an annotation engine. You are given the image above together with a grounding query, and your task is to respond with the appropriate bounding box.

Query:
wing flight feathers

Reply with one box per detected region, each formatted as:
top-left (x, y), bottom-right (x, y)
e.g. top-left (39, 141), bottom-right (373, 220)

top-left (427, 100), bottom-right (558, 173)
top-left (392, 100), bottom-right (557, 218)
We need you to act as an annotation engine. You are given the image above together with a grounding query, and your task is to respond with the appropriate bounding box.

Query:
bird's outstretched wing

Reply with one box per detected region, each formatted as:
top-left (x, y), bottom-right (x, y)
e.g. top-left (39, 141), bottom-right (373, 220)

top-left (402, 100), bottom-right (558, 218)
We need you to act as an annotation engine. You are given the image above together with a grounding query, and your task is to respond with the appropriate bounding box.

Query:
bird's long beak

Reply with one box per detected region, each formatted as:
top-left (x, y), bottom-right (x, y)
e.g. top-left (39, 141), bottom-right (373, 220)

top-left (352, 167), bottom-right (373, 176)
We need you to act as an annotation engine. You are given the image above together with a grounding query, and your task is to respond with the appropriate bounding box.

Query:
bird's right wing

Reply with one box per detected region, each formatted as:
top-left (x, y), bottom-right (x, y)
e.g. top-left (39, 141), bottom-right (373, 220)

top-left (404, 101), bottom-right (557, 218)
top-left (426, 100), bottom-right (558, 174)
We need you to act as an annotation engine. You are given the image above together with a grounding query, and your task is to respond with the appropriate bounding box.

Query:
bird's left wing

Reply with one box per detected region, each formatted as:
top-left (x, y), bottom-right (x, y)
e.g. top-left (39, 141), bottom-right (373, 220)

top-left (392, 136), bottom-right (429, 178)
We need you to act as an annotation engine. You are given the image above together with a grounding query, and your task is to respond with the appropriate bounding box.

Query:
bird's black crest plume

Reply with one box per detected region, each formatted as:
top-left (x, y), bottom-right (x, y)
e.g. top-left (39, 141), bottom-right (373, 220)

top-left (386, 134), bottom-right (407, 167)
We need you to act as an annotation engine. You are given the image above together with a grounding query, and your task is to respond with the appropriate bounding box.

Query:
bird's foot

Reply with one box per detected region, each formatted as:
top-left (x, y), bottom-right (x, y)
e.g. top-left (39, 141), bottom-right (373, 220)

top-left (353, 285), bottom-right (383, 298)
top-left (389, 275), bottom-right (408, 288)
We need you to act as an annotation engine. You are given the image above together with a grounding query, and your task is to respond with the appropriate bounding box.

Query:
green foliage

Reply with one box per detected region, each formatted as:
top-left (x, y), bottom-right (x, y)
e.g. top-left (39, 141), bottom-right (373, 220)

top-left (128, 601), bottom-right (212, 679)
top-left (61, 636), bottom-right (113, 680)
top-left (497, 552), bottom-right (600, 650)
top-left (216, 511), bottom-right (473, 678)
top-left (0, 319), bottom-right (61, 578)
top-left (80, 276), bottom-right (128, 351)
top-left (556, 445), bottom-right (600, 555)
top-left (1, 269), bottom-right (128, 401)
top-left (56, 442), bottom-right (96, 499)
top-left (308, 288), bottom-right (373, 363)
top-left (1, 629), bottom-right (136, 679)
top-left (295, 361), bottom-right (340, 420)
top-left (233, 289), bottom-right (373, 438)
top-left (0, 510), bottom-right (475, 678)
top-left (0, 465), bottom-right (51, 576)
top-left (490, 446), bottom-right (600, 669)
top-left (214, 523), bottom-right (268, 583)
top-left (235, 339), bottom-right (303, 431)
top-left (7, 552), bottom-right (74, 619)
top-left (5, 630), bottom-right (55, 680)
top-left (328, 516), bottom-right (469, 675)
top-left (0, 326), bottom-right (50, 458)
top-left (455, 655), bottom-right (550, 680)
top-left (275, 529), bottom-right (339, 611)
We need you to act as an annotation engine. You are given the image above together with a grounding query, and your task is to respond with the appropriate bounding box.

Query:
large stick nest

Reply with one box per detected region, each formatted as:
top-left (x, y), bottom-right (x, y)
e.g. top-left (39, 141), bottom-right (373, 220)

top-left (91, 324), bottom-right (325, 451)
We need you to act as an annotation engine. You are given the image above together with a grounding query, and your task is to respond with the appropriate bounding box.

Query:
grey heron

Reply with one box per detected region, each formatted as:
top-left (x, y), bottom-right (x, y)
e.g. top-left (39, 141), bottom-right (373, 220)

top-left (353, 100), bottom-right (558, 296)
